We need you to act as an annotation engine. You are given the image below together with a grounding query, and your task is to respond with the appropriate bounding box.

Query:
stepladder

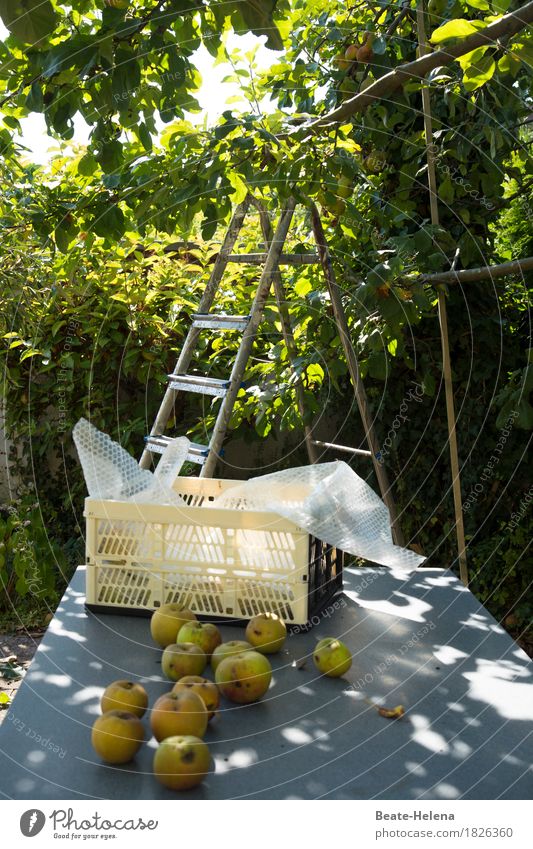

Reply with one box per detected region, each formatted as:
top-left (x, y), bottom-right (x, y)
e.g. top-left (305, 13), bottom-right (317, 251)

top-left (139, 195), bottom-right (405, 546)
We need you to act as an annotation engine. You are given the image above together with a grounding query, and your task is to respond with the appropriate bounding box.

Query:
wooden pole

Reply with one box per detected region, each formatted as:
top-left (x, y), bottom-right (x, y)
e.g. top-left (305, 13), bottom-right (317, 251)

top-left (310, 203), bottom-right (405, 547)
top-left (416, 2), bottom-right (469, 585)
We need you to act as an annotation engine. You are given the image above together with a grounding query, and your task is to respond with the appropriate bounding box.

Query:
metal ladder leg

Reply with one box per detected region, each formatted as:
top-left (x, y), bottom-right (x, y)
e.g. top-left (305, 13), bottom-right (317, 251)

top-left (139, 198), bottom-right (251, 469)
top-left (251, 198), bottom-right (319, 464)
top-left (200, 198), bottom-right (297, 478)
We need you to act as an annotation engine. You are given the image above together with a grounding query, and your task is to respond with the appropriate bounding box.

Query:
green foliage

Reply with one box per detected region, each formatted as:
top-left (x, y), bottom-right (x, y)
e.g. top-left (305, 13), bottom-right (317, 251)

top-left (469, 513), bottom-right (532, 645)
top-left (0, 0), bottom-right (286, 154)
top-left (0, 496), bottom-right (66, 613)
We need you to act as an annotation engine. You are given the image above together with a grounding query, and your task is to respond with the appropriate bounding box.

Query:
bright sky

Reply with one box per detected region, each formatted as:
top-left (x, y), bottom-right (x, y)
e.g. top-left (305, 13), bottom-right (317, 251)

top-left (0, 20), bottom-right (278, 164)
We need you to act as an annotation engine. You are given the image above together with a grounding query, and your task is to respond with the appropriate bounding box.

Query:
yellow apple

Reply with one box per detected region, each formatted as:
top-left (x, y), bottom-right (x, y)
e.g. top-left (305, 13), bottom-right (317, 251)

top-left (150, 690), bottom-right (208, 742)
top-left (100, 680), bottom-right (148, 718)
top-left (215, 650), bottom-right (272, 704)
top-left (177, 621), bottom-right (222, 658)
top-left (172, 676), bottom-right (220, 720)
top-left (91, 710), bottom-right (144, 764)
top-left (150, 604), bottom-right (197, 648)
top-left (245, 613), bottom-right (287, 655)
top-left (161, 642), bottom-right (207, 681)
top-left (153, 735), bottom-right (210, 790)
top-left (210, 640), bottom-right (252, 673)
top-left (313, 637), bottom-right (352, 677)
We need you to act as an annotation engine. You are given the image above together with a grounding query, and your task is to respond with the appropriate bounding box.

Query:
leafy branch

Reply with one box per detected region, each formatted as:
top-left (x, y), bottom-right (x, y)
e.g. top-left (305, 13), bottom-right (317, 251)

top-left (309, 1), bottom-right (533, 129)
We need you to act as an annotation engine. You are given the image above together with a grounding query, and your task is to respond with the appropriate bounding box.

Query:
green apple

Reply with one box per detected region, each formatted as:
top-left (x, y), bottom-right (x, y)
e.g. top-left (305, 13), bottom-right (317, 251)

top-left (215, 650), bottom-right (272, 704)
top-left (336, 175), bottom-right (353, 199)
top-left (313, 637), bottom-right (352, 677)
top-left (245, 613), bottom-right (287, 654)
top-left (210, 640), bottom-right (253, 673)
top-left (150, 604), bottom-right (196, 648)
top-left (161, 642), bottom-right (207, 681)
top-left (153, 735), bottom-right (210, 790)
top-left (177, 621), bottom-right (222, 658)
top-left (100, 680), bottom-right (148, 718)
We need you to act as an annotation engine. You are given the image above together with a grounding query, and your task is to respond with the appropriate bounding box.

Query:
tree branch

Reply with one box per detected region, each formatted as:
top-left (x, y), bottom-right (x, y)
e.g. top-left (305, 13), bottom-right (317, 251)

top-left (419, 256), bottom-right (533, 285)
top-left (309, 1), bottom-right (533, 129)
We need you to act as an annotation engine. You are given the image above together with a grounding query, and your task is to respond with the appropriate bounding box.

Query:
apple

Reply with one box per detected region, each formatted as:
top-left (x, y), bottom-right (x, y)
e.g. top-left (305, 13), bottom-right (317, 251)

top-left (334, 52), bottom-right (351, 71)
top-left (177, 621), bottom-right (222, 658)
top-left (150, 690), bottom-right (208, 742)
top-left (150, 604), bottom-right (197, 648)
top-left (344, 44), bottom-right (358, 62)
top-left (91, 710), bottom-right (144, 764)
top-left (356, 43), bottom-right (373, 63)
top-left (172, 676), bottom-right (220, 721)
top-left (326, 197), bottom-right (347, 216)
top-left (215, 650), bottom-right (272, 704)
top-left (210, 640), bottom-right (252, 673)
top-left (337, 176), bottom-right (353, 200)
top-left (153, 735), bottom-right (210, 790)
top-left (161, 642), bottom-right (207, 681)
top-left (313, 637), bottom-right (352, 677)
top-left (364, 150), bottom-right (387, 174)
top-left (245, 613), bottom-right (287, 655)
top-left (100, 680), bottom-right (148, 718)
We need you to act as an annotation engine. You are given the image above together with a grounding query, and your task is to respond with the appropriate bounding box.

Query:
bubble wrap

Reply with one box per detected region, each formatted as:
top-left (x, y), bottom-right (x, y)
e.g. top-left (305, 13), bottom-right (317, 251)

top-left (209, 461), bottom-right (425, 572)
top-left (72, 418), bottom-right (188, 506)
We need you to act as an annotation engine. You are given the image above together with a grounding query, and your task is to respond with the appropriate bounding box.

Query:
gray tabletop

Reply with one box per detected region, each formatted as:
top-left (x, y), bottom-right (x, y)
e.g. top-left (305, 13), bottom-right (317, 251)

top-left (1, 565), bottom-right (532, 800)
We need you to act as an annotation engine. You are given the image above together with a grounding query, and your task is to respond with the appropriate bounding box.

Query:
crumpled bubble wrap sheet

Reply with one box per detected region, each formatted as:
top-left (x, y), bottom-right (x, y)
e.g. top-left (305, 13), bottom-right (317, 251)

top-left (73, 418), bottom-right (188, 506)
top-left (209, 460), bottom-right (425, 572)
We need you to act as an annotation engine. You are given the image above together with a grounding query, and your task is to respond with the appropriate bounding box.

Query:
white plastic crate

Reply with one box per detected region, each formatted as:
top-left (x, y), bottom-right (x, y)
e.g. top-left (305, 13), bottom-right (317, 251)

top-left (84, 477), bottom-right (343, 625)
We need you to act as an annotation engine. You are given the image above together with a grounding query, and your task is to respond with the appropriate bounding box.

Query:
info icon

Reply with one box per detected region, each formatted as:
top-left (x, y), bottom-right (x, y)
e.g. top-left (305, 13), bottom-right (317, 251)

top-left (20, 810), bottom-right (46, 837)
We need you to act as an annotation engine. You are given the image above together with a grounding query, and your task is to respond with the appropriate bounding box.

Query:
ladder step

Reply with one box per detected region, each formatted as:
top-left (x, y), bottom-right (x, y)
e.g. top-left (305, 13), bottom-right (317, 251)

top-left (168, 374), bottom-right (231, 397)
top-left (311, 439), bottom-right (372, 458)
top-left (227, 253), bottom-right (319, 265)
top-left (145, 435), bottom-right (211, 465)
top-left (192, 313), bottom-right (250, 331)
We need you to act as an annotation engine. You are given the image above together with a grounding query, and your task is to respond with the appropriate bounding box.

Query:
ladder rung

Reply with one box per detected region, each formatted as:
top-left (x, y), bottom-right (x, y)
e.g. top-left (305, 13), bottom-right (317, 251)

top-left (168, 374), bottom-right (230, 397)
top-left (145, 435), bottom-right (211, 465)
top-left (311, 439), bottom-right (372, 458)
top-left (192, 313), bottom-right (250, 331)
top-left (227, 253), bottom-right (319, 265)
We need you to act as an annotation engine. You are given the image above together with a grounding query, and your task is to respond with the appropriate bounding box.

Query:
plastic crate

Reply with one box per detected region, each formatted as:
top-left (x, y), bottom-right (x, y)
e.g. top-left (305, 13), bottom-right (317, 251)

top-left (84, 477), bottom-right (343, 625)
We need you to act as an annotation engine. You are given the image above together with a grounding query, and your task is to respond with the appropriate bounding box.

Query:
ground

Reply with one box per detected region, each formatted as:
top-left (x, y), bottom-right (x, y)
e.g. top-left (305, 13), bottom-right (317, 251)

top-left (0, 631), bottom-right (43, 726)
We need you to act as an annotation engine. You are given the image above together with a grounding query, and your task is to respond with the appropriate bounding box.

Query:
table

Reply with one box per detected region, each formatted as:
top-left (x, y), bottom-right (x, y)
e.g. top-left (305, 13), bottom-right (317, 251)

top-left (1, 565), bottom-right (532, 800)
